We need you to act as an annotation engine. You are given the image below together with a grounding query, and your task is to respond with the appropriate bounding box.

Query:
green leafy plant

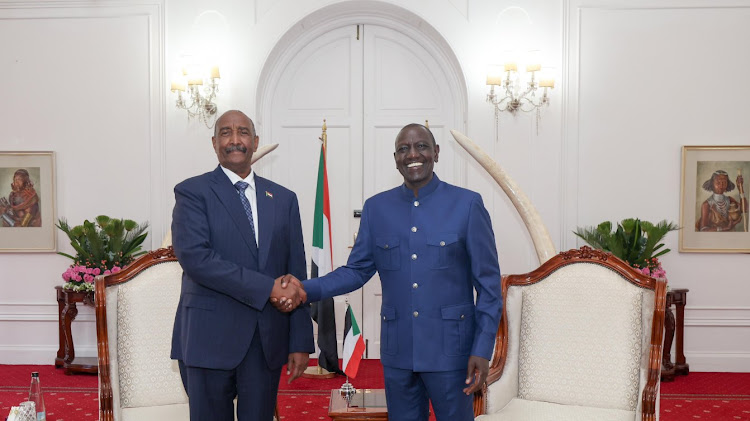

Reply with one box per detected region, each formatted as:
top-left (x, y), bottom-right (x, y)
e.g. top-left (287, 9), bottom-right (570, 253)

top-left (574, 218), bottom-right (679, 276)
top-left (56, 215), bottom-right (149, 291)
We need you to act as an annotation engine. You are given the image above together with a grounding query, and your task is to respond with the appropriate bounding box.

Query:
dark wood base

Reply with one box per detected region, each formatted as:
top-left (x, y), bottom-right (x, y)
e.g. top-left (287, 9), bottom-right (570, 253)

top-left (661, 288), bottom-right (689, 382)
top-left (55, 286), bottom-right (98, 375)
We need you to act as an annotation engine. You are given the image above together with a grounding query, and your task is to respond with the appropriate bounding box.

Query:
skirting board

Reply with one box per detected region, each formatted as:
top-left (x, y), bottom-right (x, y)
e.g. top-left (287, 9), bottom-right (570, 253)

top-left (0, 345), bottom-right (96, 365)
top-left (683, 352), bottom-right (750, 372)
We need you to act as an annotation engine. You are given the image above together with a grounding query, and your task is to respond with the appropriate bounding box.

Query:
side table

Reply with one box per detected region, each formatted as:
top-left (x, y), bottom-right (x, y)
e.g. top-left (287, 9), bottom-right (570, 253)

top-left (328, 389), bottom-right (388, 421)
top-left (55, 286), bottom-right (98, 375)
top-left (661, 288), bottom-right (689, 382)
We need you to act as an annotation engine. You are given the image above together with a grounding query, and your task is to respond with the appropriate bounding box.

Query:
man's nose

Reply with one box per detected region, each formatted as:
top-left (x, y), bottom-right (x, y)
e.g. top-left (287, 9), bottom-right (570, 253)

top-left (406, 145), bottom-right (419, 157)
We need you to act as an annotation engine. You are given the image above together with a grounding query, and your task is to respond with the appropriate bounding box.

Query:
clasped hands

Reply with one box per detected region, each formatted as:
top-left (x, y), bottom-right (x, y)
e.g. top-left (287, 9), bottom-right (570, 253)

top-left (270, 274), bottom-right (306, 312)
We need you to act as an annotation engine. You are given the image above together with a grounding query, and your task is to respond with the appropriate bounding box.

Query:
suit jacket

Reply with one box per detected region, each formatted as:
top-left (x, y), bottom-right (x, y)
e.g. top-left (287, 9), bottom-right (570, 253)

top-left (305, 174), bottom-right (501, 372)
top-left (170, 166), bottom-right (314, 370)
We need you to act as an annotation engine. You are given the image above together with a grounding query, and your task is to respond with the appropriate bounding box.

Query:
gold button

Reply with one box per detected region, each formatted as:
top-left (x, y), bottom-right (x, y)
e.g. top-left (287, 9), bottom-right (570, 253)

top-left (411, 227), bottom-right (417, 232)
top-left (413, 311), bottom-right (419, 317)
top-left (411, 254), bottom-right (417, 260)
top-left (414, 201), bottom-right (420, 207)
top-left (412, 283), bottom-right (418, 289)
top-left (440, 241), bottom-right (445, 247)
top-left (384, 244), bottom-right (389, 249)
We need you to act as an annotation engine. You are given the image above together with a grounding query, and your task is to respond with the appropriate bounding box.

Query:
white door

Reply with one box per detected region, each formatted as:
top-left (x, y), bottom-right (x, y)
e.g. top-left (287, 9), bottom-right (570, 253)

top-left (264, 24), bottom-right (459, 360)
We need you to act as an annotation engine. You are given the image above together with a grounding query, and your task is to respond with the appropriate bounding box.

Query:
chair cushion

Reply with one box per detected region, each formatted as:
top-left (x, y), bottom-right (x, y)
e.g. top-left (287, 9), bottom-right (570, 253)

top-left (116, 261), bottom-right (187, 408)
top-left (475, 397), bottom-right (635, 421)
top-left (517, 263), bottom-right (643, 411)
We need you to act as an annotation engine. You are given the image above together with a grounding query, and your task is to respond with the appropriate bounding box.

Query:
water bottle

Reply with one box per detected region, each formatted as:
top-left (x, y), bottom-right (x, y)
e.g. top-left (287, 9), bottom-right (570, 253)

top-left (28, 372), bottom-right (46, 421)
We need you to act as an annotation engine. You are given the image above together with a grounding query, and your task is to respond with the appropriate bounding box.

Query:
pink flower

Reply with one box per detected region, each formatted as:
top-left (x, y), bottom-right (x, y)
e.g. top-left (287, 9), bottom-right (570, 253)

top-left (640, 267), bottom-right (650, 276)
top-left (62, 272), bottom-right (71, 281)
top-left (111, 266), bottom-right (121, 273)
top-left (84, 274), bottom-right (94, 283)
top-left (93, 268), bottom-right (101, 276)
top-left (104, 270), bottom-right (111, 275)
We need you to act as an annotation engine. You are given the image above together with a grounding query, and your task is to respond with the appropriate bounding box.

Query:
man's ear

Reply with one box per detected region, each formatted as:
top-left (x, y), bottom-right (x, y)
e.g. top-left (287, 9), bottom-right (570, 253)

top-left (434, 144), bottom-right (440, 163)
top-left (253, 136), bottom-right (260, 152)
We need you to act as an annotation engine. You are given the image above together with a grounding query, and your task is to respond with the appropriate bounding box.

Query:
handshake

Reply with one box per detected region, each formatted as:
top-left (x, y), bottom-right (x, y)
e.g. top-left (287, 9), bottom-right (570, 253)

top-left (270, 274), bottom-right (306, 313)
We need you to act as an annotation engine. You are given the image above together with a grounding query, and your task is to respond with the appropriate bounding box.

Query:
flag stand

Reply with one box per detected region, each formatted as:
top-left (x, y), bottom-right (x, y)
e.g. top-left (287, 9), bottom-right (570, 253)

top-left (339, 377), bottom-right (356, 405)
top-left (302, 365), bottom-right (336, 379)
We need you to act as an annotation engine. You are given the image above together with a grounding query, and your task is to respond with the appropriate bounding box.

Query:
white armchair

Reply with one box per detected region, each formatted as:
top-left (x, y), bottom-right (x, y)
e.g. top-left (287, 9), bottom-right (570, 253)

top-left (95, 247), bottom-right (189, 421)
top-left (474, 246), bottom-right (666, 421)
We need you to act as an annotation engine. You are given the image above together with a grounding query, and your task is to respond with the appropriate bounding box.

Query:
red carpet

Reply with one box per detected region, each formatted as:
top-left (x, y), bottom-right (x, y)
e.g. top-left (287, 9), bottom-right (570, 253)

top-left (2, 362), bottom-right (749, 420)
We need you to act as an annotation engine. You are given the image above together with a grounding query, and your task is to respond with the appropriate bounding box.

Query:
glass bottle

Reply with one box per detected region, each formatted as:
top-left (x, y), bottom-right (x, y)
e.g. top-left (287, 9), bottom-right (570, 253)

top-left (29, 371), bottom-right (46, 421)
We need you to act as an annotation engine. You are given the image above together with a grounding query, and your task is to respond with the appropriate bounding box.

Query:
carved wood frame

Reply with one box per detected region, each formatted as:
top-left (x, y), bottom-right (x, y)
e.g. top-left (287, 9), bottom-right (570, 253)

top-left (95, 247), bottom-right (178, 421)
top-left (472, 246), bottom-right (667, 421)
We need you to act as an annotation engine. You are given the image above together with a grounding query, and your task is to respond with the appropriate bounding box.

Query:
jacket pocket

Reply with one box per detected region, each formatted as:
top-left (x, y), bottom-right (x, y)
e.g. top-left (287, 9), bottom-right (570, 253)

top-left (374, 236), bottom-right (401, 271)
top-left (427, 233), bottom-right (459, 269)
top-left (380, 305), bottom-right (398, 355)
top-left (441, 303), bottom-right (474, 356)
top-left (182, 293), bottom-right (216, 311)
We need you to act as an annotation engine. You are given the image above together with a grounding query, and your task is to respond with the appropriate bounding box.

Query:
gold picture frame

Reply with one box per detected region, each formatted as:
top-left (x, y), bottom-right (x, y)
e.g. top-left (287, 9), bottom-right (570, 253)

top-left (679, 146), bottom-right (749, 253)
top-left (0, 151), bottom-right (56, 252)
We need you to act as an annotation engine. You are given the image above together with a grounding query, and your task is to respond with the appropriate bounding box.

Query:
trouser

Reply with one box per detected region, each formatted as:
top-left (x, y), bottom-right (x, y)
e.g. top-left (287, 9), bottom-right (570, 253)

top-left (383, 366), bottom-right (474, 421)
top-left (178, 329), bottom-right (281, 421)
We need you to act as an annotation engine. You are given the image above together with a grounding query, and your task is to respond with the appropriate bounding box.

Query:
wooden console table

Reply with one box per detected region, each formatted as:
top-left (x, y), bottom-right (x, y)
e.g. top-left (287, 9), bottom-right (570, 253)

top-left (661, 288), bottom-right (689, 382)
top-left (55, 286), bottom-right (98, 375)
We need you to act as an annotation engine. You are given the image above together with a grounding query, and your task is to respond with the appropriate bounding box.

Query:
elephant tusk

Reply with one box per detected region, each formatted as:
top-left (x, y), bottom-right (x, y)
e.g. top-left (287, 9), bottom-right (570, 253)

top-left (450, 130), bottom-right (556, 264)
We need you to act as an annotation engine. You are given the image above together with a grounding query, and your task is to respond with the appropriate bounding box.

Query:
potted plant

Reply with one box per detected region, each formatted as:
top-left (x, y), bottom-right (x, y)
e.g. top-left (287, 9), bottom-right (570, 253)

top-left (574, 218), bottom-right (679, 278)
top-left (56, 215), bottom-right (149, 291)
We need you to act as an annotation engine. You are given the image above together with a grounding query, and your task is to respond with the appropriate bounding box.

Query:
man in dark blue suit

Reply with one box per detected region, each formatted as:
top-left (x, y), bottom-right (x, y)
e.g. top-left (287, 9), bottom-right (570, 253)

top-left (279, 124), bottom-right (502, 421)
top-left (170, 110), bottom-right (314, 421)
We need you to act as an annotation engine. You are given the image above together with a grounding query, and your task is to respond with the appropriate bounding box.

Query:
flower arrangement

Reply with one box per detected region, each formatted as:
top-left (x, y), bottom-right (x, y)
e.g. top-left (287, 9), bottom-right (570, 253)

top-left (56, 215), bottom-right (149, 292)
top-left (574, 218), bottom-right (679, 280)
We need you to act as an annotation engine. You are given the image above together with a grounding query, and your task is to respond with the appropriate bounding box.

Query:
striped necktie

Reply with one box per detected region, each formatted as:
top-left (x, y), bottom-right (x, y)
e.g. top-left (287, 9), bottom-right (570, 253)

top-left (234, 181), bottom-right (257, 246)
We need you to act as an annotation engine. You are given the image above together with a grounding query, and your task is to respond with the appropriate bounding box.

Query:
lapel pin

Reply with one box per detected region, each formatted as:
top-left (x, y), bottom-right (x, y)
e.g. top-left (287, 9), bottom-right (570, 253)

top-left (265, 191), bottom-right (273, 199)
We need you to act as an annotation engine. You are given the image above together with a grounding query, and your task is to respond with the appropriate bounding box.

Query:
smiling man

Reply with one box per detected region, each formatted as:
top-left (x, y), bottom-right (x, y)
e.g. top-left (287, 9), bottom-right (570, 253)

top-left (170, 110), bottom-right (313, 421)
top-left (293, 123), bottom-right (502, 421)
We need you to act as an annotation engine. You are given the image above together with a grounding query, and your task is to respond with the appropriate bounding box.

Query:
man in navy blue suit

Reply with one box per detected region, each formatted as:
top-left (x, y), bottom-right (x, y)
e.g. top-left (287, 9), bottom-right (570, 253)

top-left (279, 123), bottom-right (502, 421)
top-left (170, 110), bottom-right (314, 421)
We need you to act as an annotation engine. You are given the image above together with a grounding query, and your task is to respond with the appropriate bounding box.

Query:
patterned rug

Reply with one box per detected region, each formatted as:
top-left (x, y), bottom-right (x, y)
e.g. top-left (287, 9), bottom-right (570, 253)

top-left (2, 362), bottom-right (749, 420)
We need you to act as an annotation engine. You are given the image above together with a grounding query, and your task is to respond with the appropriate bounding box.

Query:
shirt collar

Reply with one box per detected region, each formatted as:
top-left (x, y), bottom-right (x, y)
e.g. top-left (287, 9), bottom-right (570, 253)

top-left (220, 166), bottom-right (256, 191)
top-left (400, 173), bottom-right (440, 200)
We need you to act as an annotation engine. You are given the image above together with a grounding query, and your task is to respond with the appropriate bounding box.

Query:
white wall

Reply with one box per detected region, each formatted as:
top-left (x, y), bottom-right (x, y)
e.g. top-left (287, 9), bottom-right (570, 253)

top-left (0, 0), bottom-right (747, 372)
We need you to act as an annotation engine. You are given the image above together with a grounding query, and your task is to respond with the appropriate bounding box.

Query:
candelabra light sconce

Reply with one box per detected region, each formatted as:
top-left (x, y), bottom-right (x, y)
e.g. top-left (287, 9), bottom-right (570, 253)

top-left (486, 58), bottom-right (554, 138)
top-left (171, 65), bottom-right (220, 128)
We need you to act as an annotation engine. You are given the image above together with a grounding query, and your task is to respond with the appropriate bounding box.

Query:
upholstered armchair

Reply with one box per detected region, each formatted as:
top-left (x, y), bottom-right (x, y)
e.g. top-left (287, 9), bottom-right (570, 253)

top-left (474, 246), bottom-right (667, 421)
top-left (95, 247), bottom-right (189, 421)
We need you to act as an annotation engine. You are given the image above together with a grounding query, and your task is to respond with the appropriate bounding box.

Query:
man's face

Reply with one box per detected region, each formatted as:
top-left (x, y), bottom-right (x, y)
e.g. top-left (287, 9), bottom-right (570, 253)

top-left (212, 111), bottom-right (259, 177)
top-left (12, 175), bottom-right (24, 191)
top-left (713, 174), bottom-right (729, 194)
top-left (393, 126), bottom-right (439, 191)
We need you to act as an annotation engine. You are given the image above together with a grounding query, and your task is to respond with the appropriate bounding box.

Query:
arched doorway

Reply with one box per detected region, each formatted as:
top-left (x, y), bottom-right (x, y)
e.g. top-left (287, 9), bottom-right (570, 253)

top-left (256, 1), bottom-right (467, 359)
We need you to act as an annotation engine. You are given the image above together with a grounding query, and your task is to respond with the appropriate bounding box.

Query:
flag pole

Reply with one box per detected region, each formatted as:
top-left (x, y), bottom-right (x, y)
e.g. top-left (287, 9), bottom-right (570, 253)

top-left (302, 119), bottom-right (337, 380)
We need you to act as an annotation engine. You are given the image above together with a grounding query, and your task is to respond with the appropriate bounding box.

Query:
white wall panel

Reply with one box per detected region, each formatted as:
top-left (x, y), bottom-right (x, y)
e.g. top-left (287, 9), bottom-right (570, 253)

top-left (0, 1), bottom-right (164, 363)
top-left (565, 0), bottom-right (750, 371)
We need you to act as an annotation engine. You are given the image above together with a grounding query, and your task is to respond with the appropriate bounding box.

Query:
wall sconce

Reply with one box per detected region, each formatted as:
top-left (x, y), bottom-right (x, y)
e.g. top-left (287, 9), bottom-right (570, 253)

top-left (171, 65), bottom-right (220, 128)
top-left (486, 56), bottom-right (554, 135)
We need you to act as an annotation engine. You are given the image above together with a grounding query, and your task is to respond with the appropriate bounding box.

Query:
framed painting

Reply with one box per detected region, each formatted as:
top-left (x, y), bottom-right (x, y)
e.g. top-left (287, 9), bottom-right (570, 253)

top-left (680, 146), bottom-right (749, 253)
top-left (0, 151), bottom-right (56, 252)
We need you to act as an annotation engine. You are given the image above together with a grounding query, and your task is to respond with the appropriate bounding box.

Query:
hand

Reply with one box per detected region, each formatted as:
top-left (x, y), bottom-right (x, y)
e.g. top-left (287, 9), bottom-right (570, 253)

top-left (463, 355), bottom-right (489, 395)
top-left (270, 274), bottom-right (306, 312)
top-left (286, 352), bottom-right (309, 383)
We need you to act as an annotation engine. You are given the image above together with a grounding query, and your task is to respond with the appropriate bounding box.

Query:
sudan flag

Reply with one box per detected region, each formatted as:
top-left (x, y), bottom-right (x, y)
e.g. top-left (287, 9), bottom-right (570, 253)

top-left (342, 304), bottom-right (366, 378)
top-left (310, 142), bottom-right (343, 375)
